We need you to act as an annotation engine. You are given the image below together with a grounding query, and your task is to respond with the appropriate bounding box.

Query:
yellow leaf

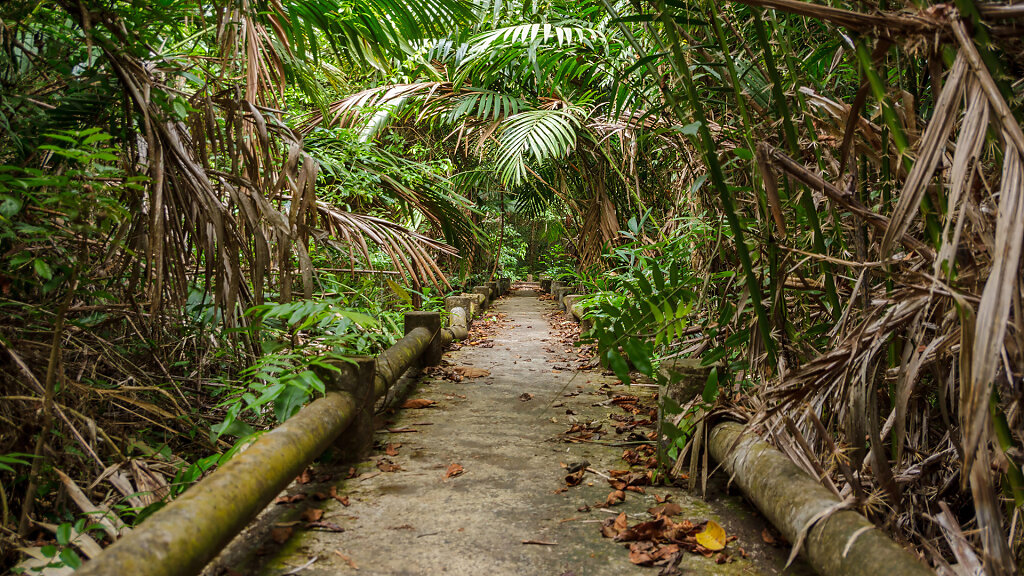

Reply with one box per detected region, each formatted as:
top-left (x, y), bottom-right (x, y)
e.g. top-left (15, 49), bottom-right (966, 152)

top-left (695, 520), bottom-right (727, 551)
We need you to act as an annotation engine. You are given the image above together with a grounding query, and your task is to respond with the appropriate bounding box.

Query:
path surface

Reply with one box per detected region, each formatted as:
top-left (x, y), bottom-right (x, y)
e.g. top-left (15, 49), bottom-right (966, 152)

top-left (213, 286), bottom-right (807, 576)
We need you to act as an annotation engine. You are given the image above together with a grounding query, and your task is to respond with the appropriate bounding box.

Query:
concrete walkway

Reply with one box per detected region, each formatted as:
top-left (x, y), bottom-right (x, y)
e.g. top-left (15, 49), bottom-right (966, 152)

top-left (212, 286), bottom-right (806, 576)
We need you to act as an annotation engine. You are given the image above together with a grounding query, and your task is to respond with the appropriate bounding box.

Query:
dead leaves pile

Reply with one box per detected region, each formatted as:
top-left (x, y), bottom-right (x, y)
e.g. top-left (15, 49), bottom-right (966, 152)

top-left (602, 509), bottom-right (736, 574)
top-left (462, 311), bottom-right (510, 349)
top-left (540, 310), bottom-right (596, 369)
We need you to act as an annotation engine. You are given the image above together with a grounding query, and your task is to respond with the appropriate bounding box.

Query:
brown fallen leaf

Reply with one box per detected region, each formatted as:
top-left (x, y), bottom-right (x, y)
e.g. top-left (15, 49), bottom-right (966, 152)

top-left (296, 468), bottom-right (313, 484)
top-left (601, 513), bottom-right (629, 539)
top-left (302, 508), bottom-right (324, 522)
top-left (564, 468), bottom-right (586, 487)
top-left (270, 526), bottom-right (293, 544)
top-left (376, 458), bottom-right (402, 473)
top-left (454, 366), bottom-right (490, 378)
top-left (604, 490), bottom-right (626, 507)
top-left (400, 399), bottom-right (436, 409)
top-left (647, 502), bottom-right (683, 518)
top-left (385, 443), bottom-right (401, 456)
top-left (275, 494), bottom-right (306, 505)
top-left (443, 463), bottom-right (465, 480)
top-left (761, 528), bottom-right (779, 546)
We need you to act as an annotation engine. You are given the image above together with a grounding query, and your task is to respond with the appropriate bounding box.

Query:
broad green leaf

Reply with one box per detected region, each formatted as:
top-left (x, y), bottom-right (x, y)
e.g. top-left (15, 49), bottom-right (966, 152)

top-left (623, 338), bottom-right (652, 377)
top-left (33, 259), bottom-right (53, 280)
top-left (702, 367), bottom-right (719, 404)
top-left (608, 350), bottom-right (631, 385)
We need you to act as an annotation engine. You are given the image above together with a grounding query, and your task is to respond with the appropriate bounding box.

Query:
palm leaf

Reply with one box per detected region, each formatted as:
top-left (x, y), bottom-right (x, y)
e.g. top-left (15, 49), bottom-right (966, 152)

top-left (494, 107), bottom-right (583, 186)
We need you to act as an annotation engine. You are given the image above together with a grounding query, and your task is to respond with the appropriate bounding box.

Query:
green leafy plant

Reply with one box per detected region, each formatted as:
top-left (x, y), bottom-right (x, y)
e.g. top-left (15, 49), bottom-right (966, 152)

top-left (211, 298), bottom-right (391, 440)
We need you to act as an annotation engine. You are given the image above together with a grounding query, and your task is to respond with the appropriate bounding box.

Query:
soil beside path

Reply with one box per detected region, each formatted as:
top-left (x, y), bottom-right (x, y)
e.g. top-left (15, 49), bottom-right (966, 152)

top-left (211, 284), bottom-right (809, 576)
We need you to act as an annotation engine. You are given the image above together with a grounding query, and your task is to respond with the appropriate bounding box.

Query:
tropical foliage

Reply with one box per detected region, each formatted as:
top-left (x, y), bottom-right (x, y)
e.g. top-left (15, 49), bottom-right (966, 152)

top-left (2, 0), bottom-right (1023, 572)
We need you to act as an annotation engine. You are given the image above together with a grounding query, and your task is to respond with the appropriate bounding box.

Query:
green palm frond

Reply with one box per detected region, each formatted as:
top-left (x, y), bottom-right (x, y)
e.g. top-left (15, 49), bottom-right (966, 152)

top-left (494, 107), bottom-right (583, 187)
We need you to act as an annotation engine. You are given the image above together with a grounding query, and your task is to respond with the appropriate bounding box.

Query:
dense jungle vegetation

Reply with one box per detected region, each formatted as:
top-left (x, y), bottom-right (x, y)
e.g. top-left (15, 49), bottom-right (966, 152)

top-left (1, 0), bottom-right (1023, 572)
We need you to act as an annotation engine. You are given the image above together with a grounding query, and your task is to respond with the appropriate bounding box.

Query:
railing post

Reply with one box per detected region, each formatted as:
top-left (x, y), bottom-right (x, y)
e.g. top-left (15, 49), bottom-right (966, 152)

top-left (539, 277), bottom-right (552, 292)
top-left (485, 281), bottom-right (499, 303)
top-left (472, 286), bottom-right (490, 309)
top-left (318, 357), bottom-right (377, 460)
top-left (445, 296), bottom-right (473, 325)
top-left (404, 311), bottom-right (442, 366)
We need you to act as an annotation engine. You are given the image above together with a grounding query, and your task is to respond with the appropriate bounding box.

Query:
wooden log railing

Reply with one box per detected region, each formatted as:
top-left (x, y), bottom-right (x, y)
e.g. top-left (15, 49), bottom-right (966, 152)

top-left (75, 279), bottom-right (510, 576)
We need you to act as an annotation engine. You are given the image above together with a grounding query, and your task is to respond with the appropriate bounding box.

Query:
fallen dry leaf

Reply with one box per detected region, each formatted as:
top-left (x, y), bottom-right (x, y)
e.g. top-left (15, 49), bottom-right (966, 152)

top-left (400, 399), bottom-right (436, 409)
top-left (647, 502), bottom-right (683, 518)
top-left (270, 526), bottom-right (293, 544)
top-left (275, 494), bottom-right (305, 505)
top-left (564, 468), bottom-right (585, 486)
top-left (302, 508), bottom-right (324, 522)
top-left (601, 512), bottom-right (629, 538)
top-left (604, 490), bottom-right (626, 507)
top-left (376, 458), bottom-right (402, 473)
top-left (454, 366), bottom-right (490, 378)
top-left (695, 520), bottom-right (727, 551)
top-left (385, 443), bottom-right (400, 456)
top-left (443, 463), bottom-right (465, 480)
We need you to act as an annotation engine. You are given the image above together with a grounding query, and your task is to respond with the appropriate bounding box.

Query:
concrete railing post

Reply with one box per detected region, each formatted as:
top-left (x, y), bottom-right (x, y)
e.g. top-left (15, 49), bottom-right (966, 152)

top-left (473, 286), bottom-right (490, 309)
top-left (539, 277), bottom-right (552, 292)
top-left (319, 357), bottom-right (377, 461)
top-left (485, 281), bottom-right (499, 302)
top-left (405, 311), bottom-right (442, 367)
top-left (553, 286), bottom-right (572, 310)
top-left (445, 296), bottom-right (473, 325)
top-left (464, 292), bottom-right (484, 318)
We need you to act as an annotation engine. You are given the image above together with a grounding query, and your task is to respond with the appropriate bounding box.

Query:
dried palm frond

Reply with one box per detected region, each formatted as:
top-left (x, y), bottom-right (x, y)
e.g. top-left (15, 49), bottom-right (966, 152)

top-left (315, 203), bottom-right (457, 291)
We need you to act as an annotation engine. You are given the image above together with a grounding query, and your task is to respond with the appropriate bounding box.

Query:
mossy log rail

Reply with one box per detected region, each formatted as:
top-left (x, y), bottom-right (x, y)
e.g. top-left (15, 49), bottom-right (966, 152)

top-left (548, 281), bottom-right (935, 576)
top-left (708, 422), bottom-right (934, 576)
top-left (74, 284), bottom-right (501, 576)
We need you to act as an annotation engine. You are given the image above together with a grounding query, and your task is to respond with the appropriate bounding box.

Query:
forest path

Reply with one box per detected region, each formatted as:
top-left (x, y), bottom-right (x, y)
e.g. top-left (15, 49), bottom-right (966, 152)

top-left (214, 285), bottom-right (805, 576)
